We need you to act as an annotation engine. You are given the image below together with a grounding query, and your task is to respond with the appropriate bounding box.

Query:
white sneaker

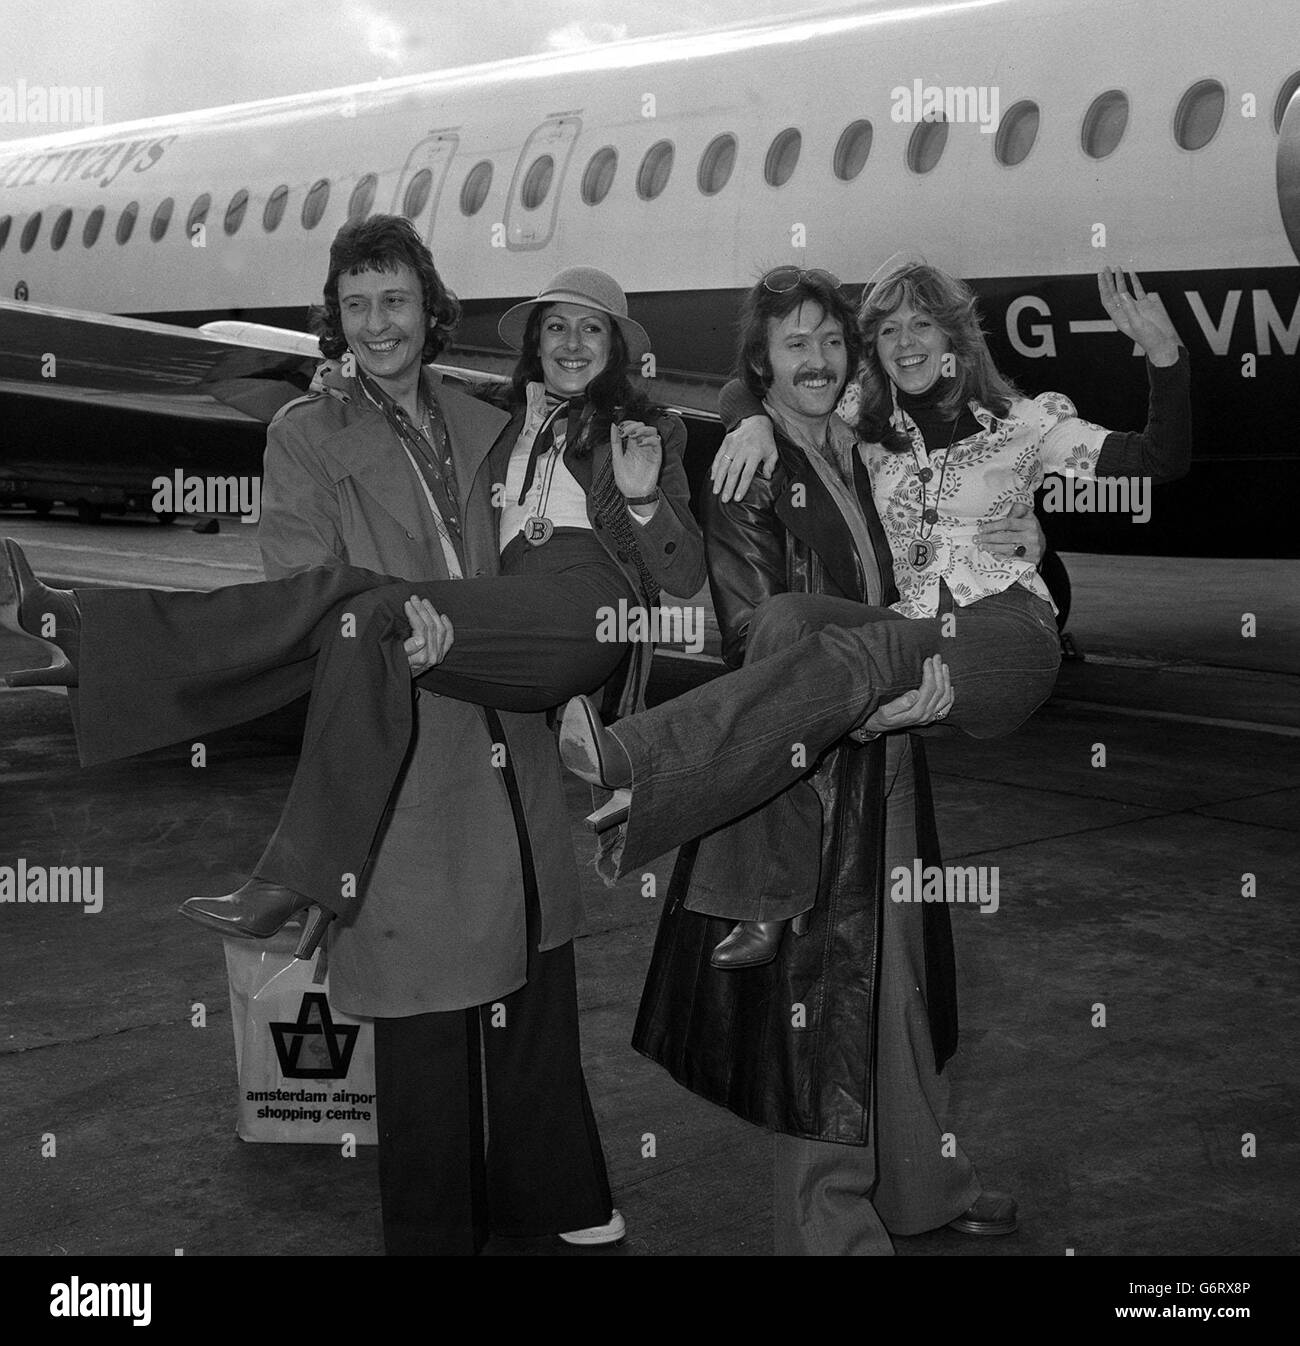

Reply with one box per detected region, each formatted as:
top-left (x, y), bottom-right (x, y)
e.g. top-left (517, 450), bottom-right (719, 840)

top-left (558, 1208), bottom-right (626, 1246)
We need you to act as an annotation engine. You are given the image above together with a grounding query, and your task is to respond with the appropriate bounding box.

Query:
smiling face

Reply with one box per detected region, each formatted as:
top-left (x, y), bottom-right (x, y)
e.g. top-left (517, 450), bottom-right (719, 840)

top-left (874, 298), bottom-right (953, 396)
top-left (763, 301), bottom-right (849, 428)
top-left (338, 262), bottom-right (426, 393)
top-left (538, 302), bottom-right (613, 397)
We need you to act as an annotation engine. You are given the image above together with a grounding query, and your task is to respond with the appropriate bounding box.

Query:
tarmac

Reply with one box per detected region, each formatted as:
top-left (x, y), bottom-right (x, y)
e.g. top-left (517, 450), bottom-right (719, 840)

top-left (0, 514), bottom-right (1295, 1257)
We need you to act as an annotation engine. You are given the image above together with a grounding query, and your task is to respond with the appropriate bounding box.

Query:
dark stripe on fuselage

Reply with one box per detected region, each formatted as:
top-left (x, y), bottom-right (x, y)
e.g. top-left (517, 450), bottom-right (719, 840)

top-left (87, 266), bottom-right (1300, 557)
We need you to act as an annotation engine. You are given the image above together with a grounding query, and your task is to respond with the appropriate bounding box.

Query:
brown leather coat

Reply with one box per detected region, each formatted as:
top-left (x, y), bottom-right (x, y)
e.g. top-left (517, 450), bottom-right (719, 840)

top-left (631, 423), bottom-right (957, 1143)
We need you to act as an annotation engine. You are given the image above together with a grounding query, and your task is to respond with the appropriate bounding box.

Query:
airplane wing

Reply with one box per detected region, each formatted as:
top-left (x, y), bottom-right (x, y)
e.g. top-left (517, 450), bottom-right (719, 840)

top-left (0, 299), bottom-right (722, 423)
top-left (0, 299), bottom-right (324, 422)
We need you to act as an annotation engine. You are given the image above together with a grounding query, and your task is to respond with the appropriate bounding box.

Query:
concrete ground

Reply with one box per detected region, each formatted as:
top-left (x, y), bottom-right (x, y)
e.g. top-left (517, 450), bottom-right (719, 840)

top-left (0, 516), bottom-right (1295, 1256)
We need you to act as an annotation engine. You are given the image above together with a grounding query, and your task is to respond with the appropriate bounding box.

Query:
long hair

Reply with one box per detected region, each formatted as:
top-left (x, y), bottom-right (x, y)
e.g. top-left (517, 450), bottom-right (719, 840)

top-left (508, 303), bottom-right (659, 433)
top-left (736, 273), bottom-right (863, 402)
top-left (855, 263), bottom-right (1020, 451)
top-left (309, 214), bottom-right (460, 362)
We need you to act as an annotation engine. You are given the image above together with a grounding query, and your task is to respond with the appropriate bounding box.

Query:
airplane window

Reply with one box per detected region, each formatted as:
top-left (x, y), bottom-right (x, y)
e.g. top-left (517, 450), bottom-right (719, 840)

top-left (1082, 89), bottom-right (1129, 158)
top-left (224, 189), bottom-right (249, 235)
top-left (186, 193), bottom-right (211, 238)
top-left (1273, 71), bottom-right (1300, 132)
top-left (1175, 80), bottom-right (1224, 150)
top-left (833, 120), bottom-right (873, 181)
top-left (460, 161), bottom-right (492, 215)
top-left (637, 140), bottom-right (674, 200)
top-left (521, 154), bottom-right (555, 210)
top-left (263, 185), bottom-right (289, 231)
top-left (995, 100), bottom-right (1040, 166)
top-left (907, 116), bottom-right (948, 173)
top-left (348, 173), bottom-right (377, 222)
top-left (150, 197), bottom-right (174, 242)
top-left (83, 206), bottom-right (105, 247)
top-left (581, 147), bottom-right (617, 204)
top-left (19, 212), bottom-right (42, 253)
top-left (0, 216), bottom-right (9, 251)
top-left (765, 128), bottom-right (801, 187)
top-left (402, 169), bottom-right (432, 219)
top-left (698, 134), bottom-right (737, 195)
top-left (51, 208), bottom-right (73, 251)
top-left (302, 179), bottom-right (331, 229)
top-left (115, 202), bottom-right (138, 245)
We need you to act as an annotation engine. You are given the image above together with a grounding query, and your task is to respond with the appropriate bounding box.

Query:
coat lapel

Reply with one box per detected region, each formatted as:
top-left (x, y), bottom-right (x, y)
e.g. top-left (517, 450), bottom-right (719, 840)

top-left (851, 450), bottom-right (899, 606)
top-left (486, 406), bottom-right (527, 497)
top-left (309, 372), bottom-right (513, 565)
top-left (316, 411), bottom-right (434, 545)
top-left (772, 434), bottom-right (867, 602)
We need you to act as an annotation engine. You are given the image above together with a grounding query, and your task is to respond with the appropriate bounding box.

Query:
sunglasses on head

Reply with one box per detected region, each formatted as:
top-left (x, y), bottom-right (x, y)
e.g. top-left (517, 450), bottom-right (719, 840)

top-left (762, 266), bottom-right (842, 293)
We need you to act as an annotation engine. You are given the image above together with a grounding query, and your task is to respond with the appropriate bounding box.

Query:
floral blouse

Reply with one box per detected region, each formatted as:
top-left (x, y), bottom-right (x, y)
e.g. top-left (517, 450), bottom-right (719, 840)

top-left (846, 385), bottom-right (1110, 618)
top-left (719, 354), bottom-right (1188, 621)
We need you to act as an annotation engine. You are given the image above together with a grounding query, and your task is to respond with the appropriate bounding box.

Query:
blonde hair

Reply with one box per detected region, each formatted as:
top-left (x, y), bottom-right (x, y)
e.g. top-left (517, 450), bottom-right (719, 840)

top-left (855, 263), bottom-right (1021, 449)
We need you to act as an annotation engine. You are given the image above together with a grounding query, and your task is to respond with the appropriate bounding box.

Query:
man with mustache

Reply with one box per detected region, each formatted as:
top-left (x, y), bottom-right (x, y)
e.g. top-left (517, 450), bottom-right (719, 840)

top-left (634, 268), bottom-right (1036, 1254)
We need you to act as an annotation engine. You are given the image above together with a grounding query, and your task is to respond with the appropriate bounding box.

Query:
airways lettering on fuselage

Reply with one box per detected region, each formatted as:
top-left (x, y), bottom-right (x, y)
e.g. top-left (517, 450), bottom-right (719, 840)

top-left (0, 134), bottom-right (178, 192)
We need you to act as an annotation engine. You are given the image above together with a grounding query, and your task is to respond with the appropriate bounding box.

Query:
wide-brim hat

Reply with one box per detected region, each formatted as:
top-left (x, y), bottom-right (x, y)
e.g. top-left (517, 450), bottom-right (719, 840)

top-left (498, 266), bottom-right (651, 361)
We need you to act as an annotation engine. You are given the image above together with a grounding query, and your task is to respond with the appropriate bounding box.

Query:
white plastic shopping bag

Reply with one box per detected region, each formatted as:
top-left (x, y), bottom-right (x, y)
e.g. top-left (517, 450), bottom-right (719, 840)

top-left (224, 928), bottom-right (377, 1145)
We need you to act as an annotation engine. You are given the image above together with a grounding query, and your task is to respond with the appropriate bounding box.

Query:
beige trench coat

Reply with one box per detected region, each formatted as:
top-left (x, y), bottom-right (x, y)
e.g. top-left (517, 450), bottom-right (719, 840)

top-left (258, 369), bottom-right (585, 1016)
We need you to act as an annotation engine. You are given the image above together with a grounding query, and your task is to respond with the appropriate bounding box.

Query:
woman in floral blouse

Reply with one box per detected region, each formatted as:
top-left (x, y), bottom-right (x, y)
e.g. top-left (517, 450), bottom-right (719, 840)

top-left (558, 261), bottom-right (1190, 966)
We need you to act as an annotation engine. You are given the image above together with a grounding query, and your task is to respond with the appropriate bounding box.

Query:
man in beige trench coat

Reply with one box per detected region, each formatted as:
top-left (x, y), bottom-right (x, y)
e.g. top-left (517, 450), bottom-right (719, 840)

top-left (258, 216), bottom-right (618, 1255)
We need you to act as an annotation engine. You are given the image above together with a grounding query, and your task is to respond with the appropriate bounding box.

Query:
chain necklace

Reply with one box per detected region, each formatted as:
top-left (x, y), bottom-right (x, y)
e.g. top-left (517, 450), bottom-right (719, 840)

top-left (905, 413), bottom-right (961, 572)
top-left (521, 399), bottom-right (573, 546)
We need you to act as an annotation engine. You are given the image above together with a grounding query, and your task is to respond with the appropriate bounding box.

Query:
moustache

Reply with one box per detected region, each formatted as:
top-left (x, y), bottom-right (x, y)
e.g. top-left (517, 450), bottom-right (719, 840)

top-left (794, 369), bottom-right (837, 386)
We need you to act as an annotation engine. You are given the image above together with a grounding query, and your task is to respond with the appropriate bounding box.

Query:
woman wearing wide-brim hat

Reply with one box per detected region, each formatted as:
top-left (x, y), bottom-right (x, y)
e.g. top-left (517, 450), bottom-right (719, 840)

top-left (0, 262), bottom-right (704, 958)
top-left (497, 265), bottom-right (653, 360)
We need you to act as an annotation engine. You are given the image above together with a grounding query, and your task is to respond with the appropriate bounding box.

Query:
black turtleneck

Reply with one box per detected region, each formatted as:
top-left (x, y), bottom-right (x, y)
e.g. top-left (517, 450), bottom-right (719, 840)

top-left (895, 377), bottom-right (982, 453)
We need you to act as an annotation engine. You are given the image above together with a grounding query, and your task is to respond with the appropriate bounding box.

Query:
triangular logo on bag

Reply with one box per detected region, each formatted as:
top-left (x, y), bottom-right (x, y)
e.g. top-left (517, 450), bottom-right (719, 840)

top-left (270, 991), bottom-right (359, 1079)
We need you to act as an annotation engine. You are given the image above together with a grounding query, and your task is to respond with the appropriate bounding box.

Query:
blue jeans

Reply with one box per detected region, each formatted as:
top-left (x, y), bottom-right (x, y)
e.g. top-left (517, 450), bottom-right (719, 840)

top-left (612, 583), bottom-right (1061, 884)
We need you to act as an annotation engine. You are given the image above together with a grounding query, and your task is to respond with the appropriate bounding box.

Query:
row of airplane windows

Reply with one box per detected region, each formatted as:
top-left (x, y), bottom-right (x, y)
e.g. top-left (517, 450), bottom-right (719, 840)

top-left (2, 73), bottom-right (1298, 258)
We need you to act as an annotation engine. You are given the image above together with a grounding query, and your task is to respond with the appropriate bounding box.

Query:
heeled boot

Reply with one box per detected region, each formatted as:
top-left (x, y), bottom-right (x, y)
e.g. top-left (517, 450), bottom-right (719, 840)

top-left (0, 538), bottom-right (81, 686)
top-left (558, 695), bottom-right (633, 788)
top-left (558, 695), bottom-right (635, 832)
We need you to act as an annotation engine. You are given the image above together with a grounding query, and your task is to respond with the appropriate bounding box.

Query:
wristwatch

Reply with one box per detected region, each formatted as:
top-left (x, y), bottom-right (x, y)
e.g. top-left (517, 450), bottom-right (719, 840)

top-left (623, 490), bottom-right (660, 507)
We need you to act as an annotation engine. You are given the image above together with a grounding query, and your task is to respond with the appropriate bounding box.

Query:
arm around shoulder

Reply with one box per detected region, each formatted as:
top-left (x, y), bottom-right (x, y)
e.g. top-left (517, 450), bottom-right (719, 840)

top-left (719, 378), bottom-right (766, 430)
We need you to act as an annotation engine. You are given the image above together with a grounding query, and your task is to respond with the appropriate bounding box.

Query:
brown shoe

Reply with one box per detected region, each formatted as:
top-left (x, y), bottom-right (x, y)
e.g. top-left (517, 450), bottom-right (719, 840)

top-left (947, 1190), bottom-right (1019, 1236)
top-left (710, 919), bottom-right (787, 969)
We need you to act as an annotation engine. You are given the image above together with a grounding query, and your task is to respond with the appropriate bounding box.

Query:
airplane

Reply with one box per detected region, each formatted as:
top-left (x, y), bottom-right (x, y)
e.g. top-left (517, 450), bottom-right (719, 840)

top-left (0, 0), bottom-right (1297, 561)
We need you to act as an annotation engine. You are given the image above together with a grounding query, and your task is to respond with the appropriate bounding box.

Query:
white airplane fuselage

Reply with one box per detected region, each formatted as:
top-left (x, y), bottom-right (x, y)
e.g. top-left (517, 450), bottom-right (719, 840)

top-left (1, 0), bottom-right (1298, 553)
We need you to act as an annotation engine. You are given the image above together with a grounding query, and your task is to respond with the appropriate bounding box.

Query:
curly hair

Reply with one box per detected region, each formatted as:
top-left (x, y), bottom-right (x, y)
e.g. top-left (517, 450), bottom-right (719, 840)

top-left (735, 272), bottom-right (863, 404)
top-left (308, 214), bottom-right (460, 362)
top-left (508, 303), bottom-right (659, 426)
top-left (855, 262), bottom-right (1020, 451)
